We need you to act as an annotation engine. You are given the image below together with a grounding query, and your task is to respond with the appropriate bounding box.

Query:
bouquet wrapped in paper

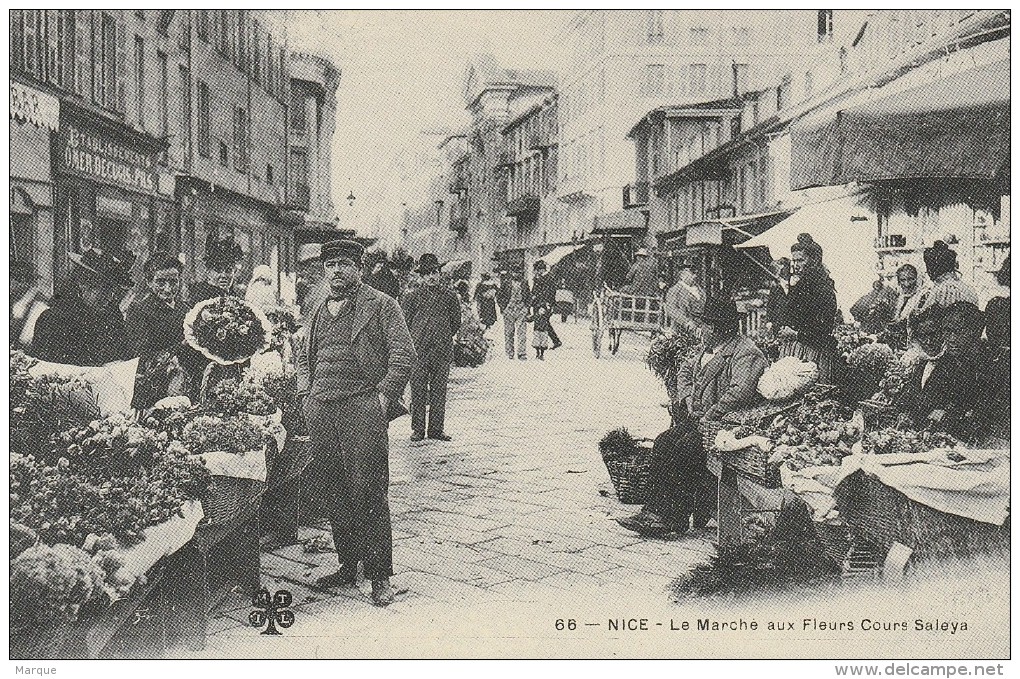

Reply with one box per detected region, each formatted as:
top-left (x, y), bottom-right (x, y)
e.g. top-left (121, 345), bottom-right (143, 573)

top-left (183, 296), bottom-right (274, 365)
top-left (757, 356), bottom-right (818, 401)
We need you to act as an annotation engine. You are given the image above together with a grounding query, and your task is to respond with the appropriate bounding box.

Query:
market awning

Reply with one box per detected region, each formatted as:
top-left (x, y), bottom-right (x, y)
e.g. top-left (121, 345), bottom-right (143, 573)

top-left (735, 195), bottom-right (877, 313)
top-left (791, 59), bottom-right (1009, 190)
top-left (536, 244), bottom-right (579, 268)
top-left (658, 209), bottom-right (795, 248)
top-left (592, 209), bottom-right (648, 234)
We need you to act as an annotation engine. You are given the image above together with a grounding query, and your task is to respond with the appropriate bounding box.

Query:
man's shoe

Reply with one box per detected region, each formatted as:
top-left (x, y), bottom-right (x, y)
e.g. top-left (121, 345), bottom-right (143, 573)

top-left (410, 432), bottom-right (425, 442)
top-left (371, 578), bottom-right (395, 606)
top-left (316, 568), bottom-right (357, 589)
top-left (428, 433), bottom-right (452, 442)
top-left (551, 341), bottom-right (562, 350)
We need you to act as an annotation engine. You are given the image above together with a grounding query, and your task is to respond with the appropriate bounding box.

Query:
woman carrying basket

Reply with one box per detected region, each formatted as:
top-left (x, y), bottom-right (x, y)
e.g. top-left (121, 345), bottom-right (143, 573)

top-left (618, 298), bottom-right (766, 537)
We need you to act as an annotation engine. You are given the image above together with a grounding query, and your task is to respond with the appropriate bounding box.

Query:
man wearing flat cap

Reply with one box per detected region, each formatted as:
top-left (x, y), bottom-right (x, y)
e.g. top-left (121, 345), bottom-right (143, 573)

top-left (400, 253), bottom-right (462, 442)
top-left (297, 239), bottom-right (417, 606)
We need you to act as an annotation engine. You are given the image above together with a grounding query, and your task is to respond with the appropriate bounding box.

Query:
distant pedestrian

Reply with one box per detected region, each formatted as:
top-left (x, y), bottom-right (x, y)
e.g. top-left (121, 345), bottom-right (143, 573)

top-left (850, 279), bottom-right (897, 335)
top-left (664, 265), bottom-right (704, 333)
top-left (622, 249), bottom-right (660, 296)
top-left (401, 253), bottom-right (462, 442)
top-left (365, 253), bottom-right (400, 299)
top-left (245, 264), bottom-right (279, 313)
top-left (297, 239), bottom-right (416, 606)
top-left (473, 273), bottom-right (498, 329)
top-left (554, 278), bottom-right (575, 323)
top-left (496, 267), bottom-right (531, 360)
top-left (10, 262), bottom-right (49, 351)
top-left (531, 260), bottom-right (561, 350)
top-left (766, 258), bottom-right (791, 330)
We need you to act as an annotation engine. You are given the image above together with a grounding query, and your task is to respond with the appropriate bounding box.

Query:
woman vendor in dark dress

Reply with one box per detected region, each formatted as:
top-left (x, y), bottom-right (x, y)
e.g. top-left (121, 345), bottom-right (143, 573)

top-left (777, 235), bottom-right (838, 383)
top-left (30, 249), bottom-right (134, 367)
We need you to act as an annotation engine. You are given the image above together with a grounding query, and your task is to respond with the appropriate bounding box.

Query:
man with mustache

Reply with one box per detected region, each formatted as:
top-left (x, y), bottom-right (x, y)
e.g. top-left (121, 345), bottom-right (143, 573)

top-left (297, 239), bottom-right (416, 606)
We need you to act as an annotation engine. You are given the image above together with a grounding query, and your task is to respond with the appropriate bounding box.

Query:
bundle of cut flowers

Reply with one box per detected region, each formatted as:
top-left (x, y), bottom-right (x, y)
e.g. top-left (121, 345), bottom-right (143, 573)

top-left (205, 377), bottom-right (277, 417)
top-left (182, 415), bottom-right (265, 455)
top-left (10, 448), bottom-right (210, 549)
top-left (598, 428), bottom-right (641, 463)
top-left (847, 342), bottom-right (895, 375)
top-left (265, 306), bottom-right (299, 351)
top-left (183, 296), bottom-right (274, 364)
top-left (11, 543), bottom-right (111, 629)
top-left (833, 323), bottom-right (874, 360)
top-left (645, 326), bottom-right (701, 385)
top-left (873, 353), bottom-right (919, 408)
top-left (862, 428), bottom-right (960, 456)
top-left (10, 350), bottom-right (100, 460)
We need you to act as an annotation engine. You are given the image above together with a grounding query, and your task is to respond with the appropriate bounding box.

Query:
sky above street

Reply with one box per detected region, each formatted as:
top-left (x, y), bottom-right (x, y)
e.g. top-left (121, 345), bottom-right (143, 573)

top-left (283, 10), bottom-right (573, 236)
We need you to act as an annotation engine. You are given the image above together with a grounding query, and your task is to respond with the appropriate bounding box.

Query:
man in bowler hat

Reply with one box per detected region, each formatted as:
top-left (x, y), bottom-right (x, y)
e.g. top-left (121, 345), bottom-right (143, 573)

top-left (297, 239), bottom-right (416, 606)
top-left (400, 253), bottom-right (462, 442)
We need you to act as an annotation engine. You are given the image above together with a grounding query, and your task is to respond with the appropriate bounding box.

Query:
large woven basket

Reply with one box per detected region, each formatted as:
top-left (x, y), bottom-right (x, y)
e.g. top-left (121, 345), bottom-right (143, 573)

top-left (604, 442), bottom-right (653, 505)
top-left (836, 470), bottom-right (1010, 561)
top-left (201, 475), bottom-right (267, 525)
top-left (701, 420), bottom-right (781, 488)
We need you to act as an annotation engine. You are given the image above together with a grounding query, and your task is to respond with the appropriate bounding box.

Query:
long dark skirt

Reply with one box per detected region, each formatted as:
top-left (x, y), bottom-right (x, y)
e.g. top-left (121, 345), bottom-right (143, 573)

top-left (644, 421), bottom-right (715, 532)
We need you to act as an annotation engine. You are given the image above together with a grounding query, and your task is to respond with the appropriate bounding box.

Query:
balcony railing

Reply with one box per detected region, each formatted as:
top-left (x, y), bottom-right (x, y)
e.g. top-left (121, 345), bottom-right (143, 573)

top-left (506, 193), bottom-right (540, 217)
top-left (527, 129), bottom-right (555, 151)
top-left (623, 182), bottom-right (649, 209)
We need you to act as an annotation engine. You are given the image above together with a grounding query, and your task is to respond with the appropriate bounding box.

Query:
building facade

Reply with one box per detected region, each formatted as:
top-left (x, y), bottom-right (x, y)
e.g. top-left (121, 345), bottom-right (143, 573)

top-left (557, 10), bottom-right (825, 254)
top-left (627, 9), bottom-right (1009, 317)
top-left (10, 9), bottom-right (340, 306)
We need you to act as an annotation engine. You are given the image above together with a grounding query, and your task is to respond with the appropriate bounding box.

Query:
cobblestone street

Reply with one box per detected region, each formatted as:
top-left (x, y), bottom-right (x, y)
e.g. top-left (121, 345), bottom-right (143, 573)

top-left (185, 318), bottom-right (1007, 659)
top-left (194, 320), bottom-right (719, 653)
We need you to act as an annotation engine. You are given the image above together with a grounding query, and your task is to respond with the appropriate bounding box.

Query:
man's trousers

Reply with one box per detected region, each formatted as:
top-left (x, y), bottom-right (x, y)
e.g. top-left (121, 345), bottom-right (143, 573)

top-left (303, 391), bottom-right (393, 579)
top-left (503, 314), bottom-right (528, 359)
top-left (409, 357), bottom-right (451, 437)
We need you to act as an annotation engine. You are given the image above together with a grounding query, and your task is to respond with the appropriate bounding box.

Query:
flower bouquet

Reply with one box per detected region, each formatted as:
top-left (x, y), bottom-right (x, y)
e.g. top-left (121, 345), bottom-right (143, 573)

top-left (183, 296), bottom-right (274, 365)
top-left (205, 377), bottom-right (277, 417)
top-left (833, 323), bottom-right (874, 360)
top-left (182, 415), bottom-right (265, 456)
top-left (646, 326), bottom-right (701, 403)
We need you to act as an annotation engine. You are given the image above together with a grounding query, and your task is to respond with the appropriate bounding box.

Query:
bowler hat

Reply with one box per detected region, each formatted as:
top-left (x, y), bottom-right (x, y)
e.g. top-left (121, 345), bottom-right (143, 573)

top-left (69, 248), bottom-right (135, 289)
top-left (417, 253), bottom-right (441, 274)
top-left (698, 297), bottom-right (740, 327)
top-left (204, 234), bottom-right (243, 270)
top-left (320, 239), bottom-right (365, 264)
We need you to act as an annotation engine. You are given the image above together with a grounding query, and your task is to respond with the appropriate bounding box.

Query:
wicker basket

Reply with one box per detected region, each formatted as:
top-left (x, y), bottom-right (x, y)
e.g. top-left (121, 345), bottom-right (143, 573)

top-left (604, 442), bottom-right (653, 505)
top-left (201, 475), bottom-right (267, 525)
top-left (836, 470), bottom-right (1010, 561)
top-left (700, 420), bottom-right (781, 488)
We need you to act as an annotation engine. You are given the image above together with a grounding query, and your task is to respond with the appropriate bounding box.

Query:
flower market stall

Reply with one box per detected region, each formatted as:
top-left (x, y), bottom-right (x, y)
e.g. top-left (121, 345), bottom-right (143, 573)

top-left (623, 318), bottom-right (1009, 597)
top-left (9, 296), bottom-right (309, 657)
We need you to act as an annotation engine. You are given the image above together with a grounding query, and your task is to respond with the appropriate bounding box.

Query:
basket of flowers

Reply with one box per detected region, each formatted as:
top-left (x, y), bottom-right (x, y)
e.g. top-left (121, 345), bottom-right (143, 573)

top-left (182, 415), bottom-right (269, 525)
top-left (599, 428), bottom-right (654, 504)
top-left (183, 296), bottom-right (274, 366)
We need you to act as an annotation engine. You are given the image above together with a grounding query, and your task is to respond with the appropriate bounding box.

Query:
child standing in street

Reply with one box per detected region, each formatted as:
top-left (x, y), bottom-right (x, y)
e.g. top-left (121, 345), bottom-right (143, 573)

top-left (532, 304), bottom-right (552, 360)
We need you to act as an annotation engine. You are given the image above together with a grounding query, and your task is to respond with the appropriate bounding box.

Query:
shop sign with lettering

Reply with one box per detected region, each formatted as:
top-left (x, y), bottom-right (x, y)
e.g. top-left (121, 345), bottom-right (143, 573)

top-left (57, 120), bottom-right (159, 194)
top-left (10, 80), bottom-right (60, 131)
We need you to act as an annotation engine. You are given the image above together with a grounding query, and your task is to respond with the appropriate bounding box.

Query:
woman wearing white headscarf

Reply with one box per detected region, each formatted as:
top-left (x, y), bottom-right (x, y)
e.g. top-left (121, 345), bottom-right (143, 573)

top-left (245, 264), bottom-right (278, 312)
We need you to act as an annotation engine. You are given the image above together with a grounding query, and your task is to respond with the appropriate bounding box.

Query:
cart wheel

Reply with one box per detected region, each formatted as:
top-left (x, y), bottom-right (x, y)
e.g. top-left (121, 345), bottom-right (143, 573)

top-left (591, 298), bottom-right (605, 358)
